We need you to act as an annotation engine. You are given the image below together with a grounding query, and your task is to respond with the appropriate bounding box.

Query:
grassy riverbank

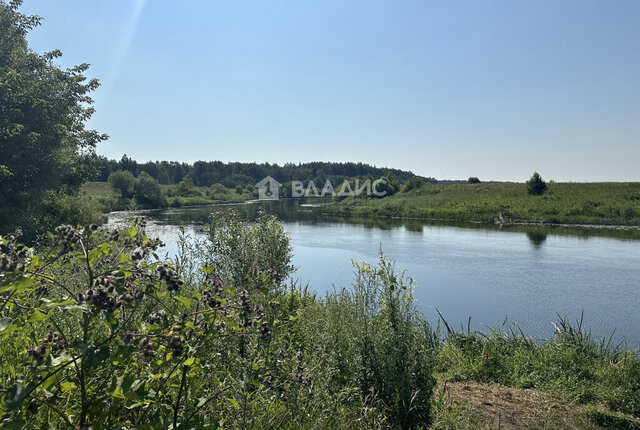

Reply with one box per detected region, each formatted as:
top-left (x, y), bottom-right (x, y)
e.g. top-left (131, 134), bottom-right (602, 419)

top-left (81, 181), bottom-right (255, 212)
top-left (327, 182), bottom-right (640, 227)
top-left (2, 213), bottom-right (640, 428)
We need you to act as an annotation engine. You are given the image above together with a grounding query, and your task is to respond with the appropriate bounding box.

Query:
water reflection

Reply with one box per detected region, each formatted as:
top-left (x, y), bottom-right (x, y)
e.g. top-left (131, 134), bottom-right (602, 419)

top-left (526, 231), bottom-right (548, 248)
top-left (135, 199), bottom-right (640, 242)
top-left (107, 199), bottom-right (640, 345)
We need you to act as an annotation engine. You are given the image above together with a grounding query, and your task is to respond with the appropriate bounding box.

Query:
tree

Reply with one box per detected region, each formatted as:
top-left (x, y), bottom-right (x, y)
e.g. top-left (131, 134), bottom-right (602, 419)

top-left (374, 173), bottom-right (400, 198)
top-left (0, 1), bottom-right (107, 237)
top-left (176, 177), bottom-right (194, 196)
top-left (402, 176), bottom-right (425, 192)
top-left (468, 176), bottom-right (481, 184)
top-left (134, 172), bottom-right (164, 206)
top-left (108, 170), bottom-right (136, 198)
top-left (526, 172), bottom-right (548, 195)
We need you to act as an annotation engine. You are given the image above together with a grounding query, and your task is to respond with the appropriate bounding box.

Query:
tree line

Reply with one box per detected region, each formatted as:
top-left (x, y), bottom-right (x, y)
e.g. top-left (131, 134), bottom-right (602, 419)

top-left (94, 155), bottom-right (432, 189)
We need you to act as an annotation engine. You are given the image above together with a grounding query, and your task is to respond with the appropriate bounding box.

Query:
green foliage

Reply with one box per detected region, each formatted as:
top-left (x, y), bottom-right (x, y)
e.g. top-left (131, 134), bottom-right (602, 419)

top-left (467, 177), bottom-right (481, 184)
top-left (402, 176), bottom-right (425, 192)
top-left (175, 177), bottom-right (195, 197)
top-left (0, 219), bottom-right (298, 428)
top-left (0, 213), bottom-right (440, 428)
top-left (206, 210), bottom-right (294, 287)
top-left (375, 174), bottom-right (400, 198)
top-left (314, 253), bottom-right (437, 427)
top-left (93, 156), bottom-right (426, 189)
top-left (435, 316), bottom-right (640, 419)
top-left (0, 1), bottom-right (107, 238)
top-left (134, 172), bottom-right (165, 207)
top-left (526, 172), bottom-right (548, 196)
top-left (108, 170), bottom-right (136, 198)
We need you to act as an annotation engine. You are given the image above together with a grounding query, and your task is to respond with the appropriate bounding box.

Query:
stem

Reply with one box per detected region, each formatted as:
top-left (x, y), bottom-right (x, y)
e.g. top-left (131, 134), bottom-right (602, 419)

top-left (32, 395), bottom-right (73, 427)
top-left (173, 364), bottom-right (189, 428)
top-left (183, 387), bottom-right (229, 425)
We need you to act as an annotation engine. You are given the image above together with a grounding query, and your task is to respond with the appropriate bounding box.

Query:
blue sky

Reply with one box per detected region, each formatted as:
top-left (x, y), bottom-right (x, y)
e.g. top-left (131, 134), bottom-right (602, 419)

top-left (21, 0), bottom-right (640, 181)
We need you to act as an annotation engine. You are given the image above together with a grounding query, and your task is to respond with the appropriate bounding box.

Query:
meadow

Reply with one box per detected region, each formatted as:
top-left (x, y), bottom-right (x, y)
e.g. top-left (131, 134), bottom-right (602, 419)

top-left (328, 182), bottom-right (640, 227)
top-left (80, 181), bottom-right (256, 212)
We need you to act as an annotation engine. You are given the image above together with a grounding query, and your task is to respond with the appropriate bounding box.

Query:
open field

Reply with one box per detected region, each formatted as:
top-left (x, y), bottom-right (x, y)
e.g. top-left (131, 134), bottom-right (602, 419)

top-left (327, 182), bottom-right (640, 226)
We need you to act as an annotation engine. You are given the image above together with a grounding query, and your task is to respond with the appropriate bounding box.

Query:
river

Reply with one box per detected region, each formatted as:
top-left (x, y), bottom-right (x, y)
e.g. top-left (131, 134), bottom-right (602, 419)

top-left (107, 200), bottom-right (640, 346)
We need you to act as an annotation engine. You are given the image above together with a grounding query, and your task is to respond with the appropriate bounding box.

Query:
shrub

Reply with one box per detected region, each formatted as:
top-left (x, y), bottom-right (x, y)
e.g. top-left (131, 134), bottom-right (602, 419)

top-left (467, 177), bottom-right (481, 184)
top-left (0, 219), bottom-right (305, 428)
top-left (302, 252), bottom-right (437, 427)
top-left (403, 176), bottom-right (425, 192)
top-left (206, 210), bottom-right (293, 286)
top-left (526, 172), bottom-right (548, 195)
top-left (134, 172), bottom-right (165, 207)
top-left (176, 177), bottom-right (195, 197)
top-left (108, 170), bottom-right (136, 198)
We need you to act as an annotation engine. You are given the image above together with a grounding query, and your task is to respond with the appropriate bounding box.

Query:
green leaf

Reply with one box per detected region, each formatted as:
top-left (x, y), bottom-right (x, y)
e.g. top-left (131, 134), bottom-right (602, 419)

top-left (184, 357), bottom-right (195, 366)
top-left (0, 275), bottom-right (36, 293)
top-left (82, 345), bottom-right (110, 375)
top-left (28, 310), bottom-right (48, 322)
top-left (50, 352), bottom-right (73, 367)
top-left (59, 381), bottom-right (76, 392)
top-left (4, 382), bottom-right (34, 411)
top-left (175, 296), bottom-right (191, 308)
top-left (228, 398), bottom-right (241, 410)
top-left (127, 226), bottom-right (137, 238)
top-left (0, 318), bottom-right (12, 332)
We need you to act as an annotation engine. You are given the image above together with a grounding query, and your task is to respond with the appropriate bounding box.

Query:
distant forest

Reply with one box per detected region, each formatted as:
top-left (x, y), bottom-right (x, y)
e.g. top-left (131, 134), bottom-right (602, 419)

top-left (93, 155), bottom-right (437, 188)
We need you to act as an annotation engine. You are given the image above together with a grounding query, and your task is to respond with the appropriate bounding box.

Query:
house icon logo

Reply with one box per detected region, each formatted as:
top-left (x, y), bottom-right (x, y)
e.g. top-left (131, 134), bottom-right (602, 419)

top-left (255, 176), bottom-right (282, 200)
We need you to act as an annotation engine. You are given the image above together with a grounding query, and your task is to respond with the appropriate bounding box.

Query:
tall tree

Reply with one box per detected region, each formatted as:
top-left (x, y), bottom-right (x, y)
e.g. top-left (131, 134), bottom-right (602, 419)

top-left (0, 1), bottom-right (107, 236)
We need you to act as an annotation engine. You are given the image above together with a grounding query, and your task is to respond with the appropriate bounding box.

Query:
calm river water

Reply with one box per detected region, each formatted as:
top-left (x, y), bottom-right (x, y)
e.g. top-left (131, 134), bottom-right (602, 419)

top-left (107, 200), bottom-right (640, 346)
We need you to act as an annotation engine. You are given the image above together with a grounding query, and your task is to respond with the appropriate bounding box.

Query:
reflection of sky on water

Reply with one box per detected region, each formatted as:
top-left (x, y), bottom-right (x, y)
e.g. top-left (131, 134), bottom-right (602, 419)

top-left (107, 203), bottom-right (640, 346)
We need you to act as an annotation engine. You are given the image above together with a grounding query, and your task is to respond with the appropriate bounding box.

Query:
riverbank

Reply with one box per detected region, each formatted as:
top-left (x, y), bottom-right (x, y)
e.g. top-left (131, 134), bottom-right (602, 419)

top-left (80, 181), bottom-right (254, 212)
top-left (325, 182), bottom-right (640, 227)
top-left (3, 210), bottom-right (640, 428)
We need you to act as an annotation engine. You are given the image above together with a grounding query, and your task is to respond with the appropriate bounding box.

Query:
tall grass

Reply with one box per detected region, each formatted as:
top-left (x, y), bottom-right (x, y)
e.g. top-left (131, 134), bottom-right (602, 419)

top-left (329, 182), bottom-right (640, 226)
top-left (435, 312), bottom-right (640, 419)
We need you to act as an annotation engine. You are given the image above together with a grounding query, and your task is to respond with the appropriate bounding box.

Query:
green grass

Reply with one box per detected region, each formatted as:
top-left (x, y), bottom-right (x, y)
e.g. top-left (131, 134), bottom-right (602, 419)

top-left (79, 181), bottom-right (115, 196)
top-left (434, 316), bottom-right (640, 421)
top-left (327, 182), bottom-right (640, 226)
top-left (80, 181), bottom-right (254, 211)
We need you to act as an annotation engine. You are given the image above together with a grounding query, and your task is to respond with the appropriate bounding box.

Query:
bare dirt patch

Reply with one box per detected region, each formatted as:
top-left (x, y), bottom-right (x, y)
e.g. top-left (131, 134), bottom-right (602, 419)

top-left (439, 380), bottom-right (596, 429)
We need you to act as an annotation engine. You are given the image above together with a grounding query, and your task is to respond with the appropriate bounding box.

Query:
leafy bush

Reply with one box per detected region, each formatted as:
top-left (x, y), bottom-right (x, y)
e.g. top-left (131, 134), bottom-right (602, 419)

top-left (298, 252), bottom-right (437, 428)
top-left (134, 172), bottom-right (165, 207)
top-left (206, 210), bottom-right (294, 287)
top-left (108, 170), bottom-right (136, 198)
top-left (0, 218), bottom-right (303, 428)
top-left (176, 178), bottom-right (196, 197)
top-left (402, 176), bottom-right (425, 192)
